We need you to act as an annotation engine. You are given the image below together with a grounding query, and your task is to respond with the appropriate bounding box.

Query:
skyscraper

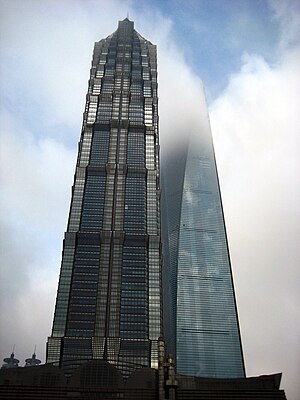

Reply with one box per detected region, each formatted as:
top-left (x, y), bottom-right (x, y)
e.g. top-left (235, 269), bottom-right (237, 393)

top-left (47, 18), bottom-right (162, 376)
top-left (162, 90), bottom-right (245, 378)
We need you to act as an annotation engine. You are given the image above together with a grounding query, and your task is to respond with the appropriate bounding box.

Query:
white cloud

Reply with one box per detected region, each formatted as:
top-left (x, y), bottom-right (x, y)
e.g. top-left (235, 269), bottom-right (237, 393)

top-left (0, 105), bottom-right (76, 360)
top-left (210, 33), bottom-right (300, 400)
top-left (0, 108), bottom-right (75, 232)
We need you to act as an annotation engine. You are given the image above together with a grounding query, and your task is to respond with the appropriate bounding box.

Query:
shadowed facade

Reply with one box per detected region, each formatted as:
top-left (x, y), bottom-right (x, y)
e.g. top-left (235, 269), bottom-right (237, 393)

top-left (46, 18), bottom-right (162, 376)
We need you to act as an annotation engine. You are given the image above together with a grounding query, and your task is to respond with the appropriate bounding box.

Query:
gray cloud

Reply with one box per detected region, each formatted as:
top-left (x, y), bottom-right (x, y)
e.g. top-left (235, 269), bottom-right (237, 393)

top-left (210, 39), bottom-right (300, 399)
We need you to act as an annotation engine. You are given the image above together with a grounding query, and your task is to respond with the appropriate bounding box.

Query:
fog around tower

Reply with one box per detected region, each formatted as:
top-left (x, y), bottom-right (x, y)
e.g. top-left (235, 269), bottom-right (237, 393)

top-left (0, 0), bottom-right (299, 398)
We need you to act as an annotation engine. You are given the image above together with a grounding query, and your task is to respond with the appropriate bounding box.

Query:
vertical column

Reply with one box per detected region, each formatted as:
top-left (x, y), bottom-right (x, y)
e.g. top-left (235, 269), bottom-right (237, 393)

top-left (149, 236), bottom-right (162, 368)
top-left (78, 126), bottom-right (93, 167)
top-left (68, 167), bottom-right (86, 232)
top-left (108, 240), bottom-right (123, 338)
top-left (147, 156), bottom-right (157, 236)
top-left (94, 236), bottom-right (111, 341)
top-left (51, 233), bottom-right (77, 337)
top-left (103, 166), bottom-right (115, 230)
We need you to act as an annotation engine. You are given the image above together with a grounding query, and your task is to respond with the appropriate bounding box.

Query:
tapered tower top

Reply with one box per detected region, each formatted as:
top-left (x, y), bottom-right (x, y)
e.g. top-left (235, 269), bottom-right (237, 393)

top-left (118, 17), bottom-right (134, 30)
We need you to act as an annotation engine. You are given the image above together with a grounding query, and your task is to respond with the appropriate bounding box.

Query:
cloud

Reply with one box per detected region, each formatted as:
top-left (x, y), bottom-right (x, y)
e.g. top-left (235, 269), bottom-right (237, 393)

top-left (0, 105), bottom-right (76, 360)
top-left (269, 0), bottom-right (300, 49)
top-left (209, 25), bottom-right (300, 400)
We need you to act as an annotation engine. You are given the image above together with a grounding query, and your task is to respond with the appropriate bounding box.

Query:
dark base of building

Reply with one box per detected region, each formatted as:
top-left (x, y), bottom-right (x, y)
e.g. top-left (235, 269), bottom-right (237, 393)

top-left (0, 361), bottom-right (287, 400)
top-left (0, 386), bottom-right (288, 400)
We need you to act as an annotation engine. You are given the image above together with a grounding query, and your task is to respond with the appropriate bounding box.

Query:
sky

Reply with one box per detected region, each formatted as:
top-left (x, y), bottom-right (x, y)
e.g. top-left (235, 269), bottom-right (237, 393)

top-left (0, 0), bottom-right (299, 398)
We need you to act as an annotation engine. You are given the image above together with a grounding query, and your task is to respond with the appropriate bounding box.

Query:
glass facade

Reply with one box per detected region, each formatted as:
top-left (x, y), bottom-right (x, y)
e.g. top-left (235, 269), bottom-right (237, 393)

top-left (162, 91), bottom-right (245, 378)
top-left (47, 18), bottom-right (162, 376)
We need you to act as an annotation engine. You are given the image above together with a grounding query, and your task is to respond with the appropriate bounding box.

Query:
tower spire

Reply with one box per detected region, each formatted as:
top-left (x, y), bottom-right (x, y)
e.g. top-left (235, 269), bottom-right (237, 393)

top-left (2, 349), bottom-right (19, 369)
top-left (25, 347), bottom-right (41, 367)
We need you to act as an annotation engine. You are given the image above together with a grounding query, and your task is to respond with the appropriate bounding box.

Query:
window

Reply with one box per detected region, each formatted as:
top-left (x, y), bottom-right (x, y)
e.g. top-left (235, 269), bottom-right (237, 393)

top-left (127, 131), bottom-right (145, 166)
top-left (80, 174), bottom-right (106, 231)
top-left (124, 177), bottom-right (146, 233)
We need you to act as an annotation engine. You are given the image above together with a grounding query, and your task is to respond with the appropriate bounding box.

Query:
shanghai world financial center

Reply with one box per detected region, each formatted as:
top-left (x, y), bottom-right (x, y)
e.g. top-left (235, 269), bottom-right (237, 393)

top-left (47, 18), bottom-right (245, 379)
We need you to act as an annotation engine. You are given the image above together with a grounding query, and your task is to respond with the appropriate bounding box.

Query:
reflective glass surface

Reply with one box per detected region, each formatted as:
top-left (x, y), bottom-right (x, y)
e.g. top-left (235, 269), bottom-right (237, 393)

top-left (162, 103), bottom-right (245, 378)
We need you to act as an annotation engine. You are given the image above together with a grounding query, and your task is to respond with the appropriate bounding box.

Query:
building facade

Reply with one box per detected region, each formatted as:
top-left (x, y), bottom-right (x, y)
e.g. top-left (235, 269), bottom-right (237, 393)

top-left (162, 90), bottom-right (245, 378)
top-left (47, 18), bottom-right (162, 376)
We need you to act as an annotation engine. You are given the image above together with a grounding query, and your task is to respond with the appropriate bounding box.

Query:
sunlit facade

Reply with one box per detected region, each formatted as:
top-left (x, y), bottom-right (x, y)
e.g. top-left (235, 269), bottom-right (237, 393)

top-left (47, 18), bottom-right (162, 376)
top-left (162, 91), bottom-right (245, 378)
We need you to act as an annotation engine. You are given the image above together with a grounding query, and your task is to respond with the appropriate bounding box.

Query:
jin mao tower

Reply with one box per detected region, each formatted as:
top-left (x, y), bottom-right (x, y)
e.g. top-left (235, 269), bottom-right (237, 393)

top-left (47, 18), bottom-right (162, 376)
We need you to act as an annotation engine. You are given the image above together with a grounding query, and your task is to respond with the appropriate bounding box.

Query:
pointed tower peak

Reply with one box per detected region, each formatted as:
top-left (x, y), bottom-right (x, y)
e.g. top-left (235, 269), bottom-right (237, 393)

top-left (122, 11), bottom-right (131, 22)
top-left (25, 351), bottom-right (41, 367)
top-left (118, 17), bottom-right (134, 31)
top-left (2, 352), bottom-right (19, 369)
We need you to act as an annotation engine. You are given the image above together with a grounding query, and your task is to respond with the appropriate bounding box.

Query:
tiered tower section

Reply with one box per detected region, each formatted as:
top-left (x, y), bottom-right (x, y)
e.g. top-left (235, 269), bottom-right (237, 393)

top-left (47, 19), bottom-right (162, 376)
